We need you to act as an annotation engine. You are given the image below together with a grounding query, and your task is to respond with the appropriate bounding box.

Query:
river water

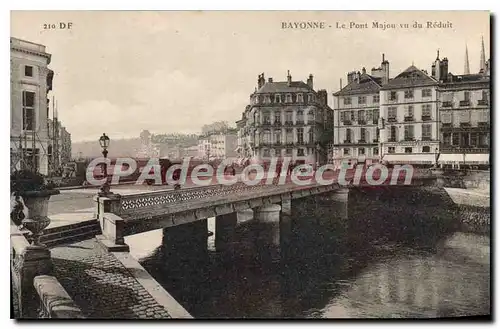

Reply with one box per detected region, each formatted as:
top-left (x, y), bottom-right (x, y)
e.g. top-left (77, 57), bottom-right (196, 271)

top-left (126, 187), bottom-right (490, 319)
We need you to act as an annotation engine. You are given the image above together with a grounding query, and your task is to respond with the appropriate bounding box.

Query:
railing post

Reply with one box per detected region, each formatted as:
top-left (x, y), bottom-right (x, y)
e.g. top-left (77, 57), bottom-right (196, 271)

top-left (11, 223), bottom-right (52, 318)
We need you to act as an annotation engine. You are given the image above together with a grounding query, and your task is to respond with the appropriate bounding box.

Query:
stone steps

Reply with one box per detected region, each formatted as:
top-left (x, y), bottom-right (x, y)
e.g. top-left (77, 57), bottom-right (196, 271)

top-left (39, 220), bottom-right (102, 248)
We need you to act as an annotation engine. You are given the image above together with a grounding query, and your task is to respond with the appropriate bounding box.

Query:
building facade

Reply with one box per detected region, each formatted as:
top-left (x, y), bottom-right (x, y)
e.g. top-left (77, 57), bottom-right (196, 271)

top-left (332, 55), bottom-right (389, 168)
top-left (47, 118), bottom-right (72, 172)
top-left (437, 42), bottom-right (490, 168)
top-left (197, 132), bottom-right (238, 160)
top-left (237, 72), bottom-right (332, 165)
top-left (10, 37), bottom-right (54, 175)
top-left (379, 60), bottom-right (440, 165)
top-left (60, 126), bottom-right (72, 164)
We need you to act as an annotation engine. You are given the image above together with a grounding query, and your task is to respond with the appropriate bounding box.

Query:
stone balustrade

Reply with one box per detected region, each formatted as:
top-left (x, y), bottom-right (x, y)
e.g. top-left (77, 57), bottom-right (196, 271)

top-left (33, 275), bottom-right (84, 318)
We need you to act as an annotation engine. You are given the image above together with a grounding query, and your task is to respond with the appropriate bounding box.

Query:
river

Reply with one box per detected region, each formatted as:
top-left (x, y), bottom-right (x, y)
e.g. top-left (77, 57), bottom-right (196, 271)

top-left (125, 187), bottom-right (490, 319)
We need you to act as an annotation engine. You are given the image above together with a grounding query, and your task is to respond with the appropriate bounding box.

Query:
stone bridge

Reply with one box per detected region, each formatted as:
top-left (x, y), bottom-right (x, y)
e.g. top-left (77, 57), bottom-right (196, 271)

top-left (95, 171), bottom-right (437, 254)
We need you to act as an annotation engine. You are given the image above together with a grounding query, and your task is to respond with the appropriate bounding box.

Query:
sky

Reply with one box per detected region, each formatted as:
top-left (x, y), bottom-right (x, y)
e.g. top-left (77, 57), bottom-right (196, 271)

top-left (11, 11), bottom-right (490, 142)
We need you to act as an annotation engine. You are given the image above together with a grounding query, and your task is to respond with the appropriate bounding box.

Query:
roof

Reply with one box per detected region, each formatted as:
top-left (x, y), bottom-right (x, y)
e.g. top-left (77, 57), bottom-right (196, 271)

top-left (333, 74), bottom-right (382, 96)
top-left (255, 81), bottom-right (314, 94)
top-left (381, 65), bottom-right (437, 90)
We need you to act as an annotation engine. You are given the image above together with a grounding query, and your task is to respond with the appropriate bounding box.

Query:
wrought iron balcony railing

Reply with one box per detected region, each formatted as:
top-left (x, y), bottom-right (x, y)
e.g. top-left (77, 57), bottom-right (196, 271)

top-left (459, 100), bottom-right (470, 107)
top-left (421, 115), bottom-right (432, 121)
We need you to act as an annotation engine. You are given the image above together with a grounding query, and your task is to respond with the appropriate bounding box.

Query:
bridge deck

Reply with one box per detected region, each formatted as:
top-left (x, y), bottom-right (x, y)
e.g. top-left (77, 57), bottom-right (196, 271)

top-left (50, 238), bottom-right (173, 319)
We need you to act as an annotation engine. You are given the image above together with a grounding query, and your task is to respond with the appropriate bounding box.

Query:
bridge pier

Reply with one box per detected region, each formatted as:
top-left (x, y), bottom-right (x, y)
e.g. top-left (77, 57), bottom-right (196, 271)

top-left (162, 219), bottom-right (209, 264)
top-left (215, 213), bottom-right (238, 253)
top-left (254, 204), bottom-right (282, 263)
top-left (330, 188), bottom-right (349, 221)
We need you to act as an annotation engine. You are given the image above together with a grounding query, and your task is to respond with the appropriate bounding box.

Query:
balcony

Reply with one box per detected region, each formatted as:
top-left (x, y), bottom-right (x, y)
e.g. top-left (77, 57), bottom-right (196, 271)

top-left (343, 140), bottom-right (353, 144)
top-left (343, 120), bottom-right (352, 125)
top-left (274, 120), bottom-right (282, 125)
top-left (261, 122), bottom-right (272, 127)
top-left (421, 136), bottom-right (432, 141)
top-left (389, 97), bottom-right (398, 102)
top-left (442, 101), bottom-right (453, 108)
top-left (372, 119), bottom-right (379, 124)
top-left (477, 100), bottom-right (489, 106)
top-left (373, 139), bottom-right (379, 143)
top-left (358, 139), bottom-right (366, 144)
top-left (296, 140), bottom-right (305, 146)
top-left (295, 120), bottom-right (304, 125)
top-left (357, 120), bottom-right (366, 125)
top-left (478, 122), bottom-right (489, 129)
top-left (387, 117), bottom-right (397, 123)
top-left (387, 138), bottom-right (397, 142)
top-left (421, 115), bottom-right (432, 121)
top-left (459, 122), bottom-right (471, 127)
top-left (459, 100), bottom-right (470, 107)
top-left (404, 137), bottom-right (415, 141)
top-left (404, 116), bottom-right (414, 122)
top-left (284, 120), bottom-right (293, 125)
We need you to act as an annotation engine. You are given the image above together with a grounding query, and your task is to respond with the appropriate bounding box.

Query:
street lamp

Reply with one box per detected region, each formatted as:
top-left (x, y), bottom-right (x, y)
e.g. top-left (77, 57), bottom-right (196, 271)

top-left (98, 133), bottom-right (111, 196)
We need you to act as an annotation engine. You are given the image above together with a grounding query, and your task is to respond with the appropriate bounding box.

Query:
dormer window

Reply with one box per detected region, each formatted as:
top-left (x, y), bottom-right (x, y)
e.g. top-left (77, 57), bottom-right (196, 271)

top-left (344, 97), bottom-right (352, 105)
top-left (286, 94), bottom-right (292, 103)
top-left (308, 93), bottom-right (315, 102)
top-left (275, 94), bottom-right (282, 103)
top-left (264, 95), bottom-right (271, 104)
top-left (297, 93), bottom-right (304, 103)
top-left (255, 95), bottom-right (260, 104)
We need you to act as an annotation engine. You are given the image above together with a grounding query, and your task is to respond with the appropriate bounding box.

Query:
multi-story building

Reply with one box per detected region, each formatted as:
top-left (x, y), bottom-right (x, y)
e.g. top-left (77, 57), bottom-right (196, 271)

top-left (437, 41), bottom-right (490, 168)
top-left (379, 57), bottom-right (441, 166)
top-left (237, 72), bottom-right (332, 165)
top-left (59, 126), bottom-right (72, 164)
top-left (47, 118), bottom-right (72, 171)
top-left (10, 37), bottom-right (54, 175)
top-left (197, 132), bottom-right (238, 160)
top-left (332, 55), bottom-right (389, 168)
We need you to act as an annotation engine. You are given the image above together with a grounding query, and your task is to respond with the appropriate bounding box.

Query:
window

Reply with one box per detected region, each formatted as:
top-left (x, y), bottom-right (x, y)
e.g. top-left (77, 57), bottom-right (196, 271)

top-left (263, 112), bottom-right (271, 124)
top-left (345, 129), bottom-right (352, 142)
top-left (22, 91), bottom-right (35, 131)
top-left (263, 130), bottom-right (271, 143)
top-left (373, 109), bottom-right (379, 122)
top-left (308, 130), bottom-right (314, 143)
top-left (286, 94), bottom-right (292, 103)
top-left (344, 97), bottom-right (351, 105)
top-left (340, 111), bottom-right (345, 122)
top-left (443, 133), bottom-right (451, 145)
top-left (464, 91), bottom-right (470, 101)
top-left (275, 94), bottom-right (282, 103)
top-left (373, 95), bottom-right (380, 103)
top-left (366, 110), bottom-right (373, 122)
top-left (255, 95), bottom-right (260, 104)
top-left (358, 148), bottom-right (365, 155)
top-left (422, 124), bottom-right (431, 140)
top-left (404, 90), bottom-right (414, 99)
top-left (274, 112), bottom-right (281, 124)
top-left (351, 111), bottom-right (356, 121)
top-left (452, 133), bottom-right (459, 145)
top-left (297, 149), bottom-right (305, 156)
top-left (285, 128), bottom-right (293, 143)
top-left (422, 104), bottom-right (432, 119)
top-left (390, 126), bottom-right (397, 141)
top-left (358, 110), bottom-right (365, 122)
top-left (285, 111), bottom-right (293, 122)
top-left (264, 95), bottom-right (271, 104)
top-left (422, 146), bottom-right (430, 152)
top-left (308, 94), bottom-right (314, 102)
top-left (297, 93), bottom-right (304, 103)
top-left (388, 107), bottom-right (397, 119)
top-left (376, 128), bottom-right (380, 141)
top-left (422, 89), bottom-right (432, 98)
top-left (373, 147), bottom-right (379, 155)
top-left (360, 128), bottom-right (366, 141)
top-left (307, 110), bottom-right (314, 122)
top-left (24, 65), bottom-right (33, 77)
top-left (390, 91), bottom-right (398, 101)
top-left (405, 105), bottom-right (414, 118)
top-left (24, 148), bottom-right (40, 171)
top-left (297, 128), bottom-right (304, 143)
top-left (274, 130), bottom-right (281, 143)
top-left (482, 90), bottom-right (489, 101)
top-left (388, 147), bottom-right (395, 154)
top-left (404, 125), bottom-right (414, 140)
top-left (343, 148), bottom-right (350, 155)
top-left (470, 133), bottom-right (478, 147)
top-left (358, 96), bottom-right (366, 104)
top-left (286, 148), bottom-right (292, 155)
top-left (296, 110), bottom-right (304, 123)
top-left (404, 147), bottom-right (413, 153)
top-left (263, 149), bottom-right (271, 157)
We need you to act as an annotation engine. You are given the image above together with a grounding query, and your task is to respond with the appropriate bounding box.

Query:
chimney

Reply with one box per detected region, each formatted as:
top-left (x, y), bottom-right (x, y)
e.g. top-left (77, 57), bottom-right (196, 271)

top-left (317, 89), bottom-right (328, 106)
top-left (381, 53), bottom-right (390, 85)
top-left (347, 71), bottom-right (355, 84)
top-left (362, 67), bottom-right (366, 75)
top-left (287, 70), bottom-right (292, 86)
top-left (440, 57), bottom-right (449, 81)
top-left (268, 77), bottom-right (273, 83)
top-left (307, 74), bottom-right (314, 88)
top-left (356, 71), bottom-right (361, 83)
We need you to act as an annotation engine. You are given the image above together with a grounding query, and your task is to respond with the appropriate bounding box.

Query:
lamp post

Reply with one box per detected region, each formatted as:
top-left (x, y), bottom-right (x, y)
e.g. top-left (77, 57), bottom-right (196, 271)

top-left (98, 133), bottom-right (111, 196)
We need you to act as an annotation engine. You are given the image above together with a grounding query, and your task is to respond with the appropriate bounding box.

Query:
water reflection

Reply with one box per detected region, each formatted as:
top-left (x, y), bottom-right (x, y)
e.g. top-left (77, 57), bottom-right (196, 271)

top-left (126, 187), bottom-right (490, 318)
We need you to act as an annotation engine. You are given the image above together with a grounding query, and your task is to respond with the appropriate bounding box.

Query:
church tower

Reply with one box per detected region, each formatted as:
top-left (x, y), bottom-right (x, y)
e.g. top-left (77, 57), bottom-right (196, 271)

top-left (464, 44), bottom-right (470, 74)
top-left (479, 36), bottom-right (486, 73)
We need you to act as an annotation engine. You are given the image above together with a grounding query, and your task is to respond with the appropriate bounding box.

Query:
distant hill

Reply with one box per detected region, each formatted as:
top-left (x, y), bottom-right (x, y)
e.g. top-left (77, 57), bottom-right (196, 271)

top-left (72, 138), bottom-right (142, 158)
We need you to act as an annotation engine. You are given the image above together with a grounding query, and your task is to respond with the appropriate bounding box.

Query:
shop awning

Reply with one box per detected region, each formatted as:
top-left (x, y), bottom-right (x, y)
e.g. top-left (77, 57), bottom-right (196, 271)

top-left (439, 153), bottom-right (489, 164)
top-left (382, 154), bottom-right (436, 165)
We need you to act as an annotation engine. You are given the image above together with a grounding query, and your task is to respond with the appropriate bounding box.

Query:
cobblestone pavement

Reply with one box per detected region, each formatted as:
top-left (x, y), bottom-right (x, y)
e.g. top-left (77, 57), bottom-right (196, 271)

top-left (50, 239), bottom-right (172, 319)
